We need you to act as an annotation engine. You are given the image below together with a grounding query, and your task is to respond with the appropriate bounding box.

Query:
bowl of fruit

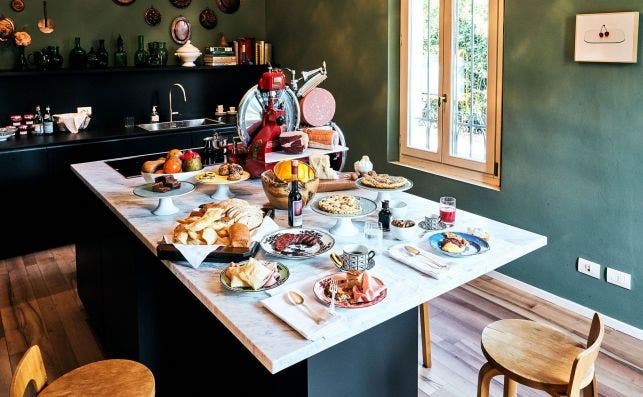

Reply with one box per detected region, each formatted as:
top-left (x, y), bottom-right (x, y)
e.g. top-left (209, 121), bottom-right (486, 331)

top-left (140, 148), bottom-right (205, 183)
top-left (261, 160), bottom-right (319, 210)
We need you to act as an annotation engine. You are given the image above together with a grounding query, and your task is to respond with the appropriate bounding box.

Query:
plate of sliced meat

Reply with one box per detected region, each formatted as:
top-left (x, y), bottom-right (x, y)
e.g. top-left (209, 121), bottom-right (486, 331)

top-left (260, 228), bottom-right (335, 260)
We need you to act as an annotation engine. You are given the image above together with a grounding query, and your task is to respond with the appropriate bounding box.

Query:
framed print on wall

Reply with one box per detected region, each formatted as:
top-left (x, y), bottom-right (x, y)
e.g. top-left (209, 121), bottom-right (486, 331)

top-left (575, 11), bottom-right (639, 63)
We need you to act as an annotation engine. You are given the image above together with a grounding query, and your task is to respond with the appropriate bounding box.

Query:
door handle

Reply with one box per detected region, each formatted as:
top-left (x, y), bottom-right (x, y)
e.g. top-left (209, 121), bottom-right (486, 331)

top-left (438, 94), bottom-right (448, 107)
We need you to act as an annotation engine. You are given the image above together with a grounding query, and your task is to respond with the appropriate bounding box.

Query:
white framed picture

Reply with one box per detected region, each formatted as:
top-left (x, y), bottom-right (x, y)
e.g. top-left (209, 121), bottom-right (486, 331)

top-left (575, 12), bottom-right (639, 63)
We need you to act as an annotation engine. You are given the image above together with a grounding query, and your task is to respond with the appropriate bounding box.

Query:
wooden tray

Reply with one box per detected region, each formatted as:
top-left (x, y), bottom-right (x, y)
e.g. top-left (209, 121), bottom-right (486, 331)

top-left (157, 241), bottom-right (261, 263)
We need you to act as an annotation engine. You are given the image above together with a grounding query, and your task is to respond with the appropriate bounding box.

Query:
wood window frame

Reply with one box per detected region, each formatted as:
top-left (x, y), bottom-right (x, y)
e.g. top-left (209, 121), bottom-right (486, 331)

top-left (398, 0), bottom-right (504, 189)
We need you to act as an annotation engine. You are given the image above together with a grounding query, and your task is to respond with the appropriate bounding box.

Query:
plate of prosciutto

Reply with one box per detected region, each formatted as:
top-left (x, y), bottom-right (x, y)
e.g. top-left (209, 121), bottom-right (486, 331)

top-left (220, 258), bottom-right (289, 292)
top-left (260, 228), bottom-right (335, 259)
top-left (313, 270), bottom-right (387, 309)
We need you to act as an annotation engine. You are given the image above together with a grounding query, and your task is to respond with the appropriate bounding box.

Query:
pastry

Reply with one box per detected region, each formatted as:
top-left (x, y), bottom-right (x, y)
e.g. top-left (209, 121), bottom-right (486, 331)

top-left (229, 222), bottom-right (250, 248)
top-left (317, 195), bottom-right (362, 215)
top-left (237, 258), bottom-right (273, 290)
top-left (227, 172), bottom-right (242, 181)
top-left (360, 174), bottom-right (408, 189)
top-left (440, 232), bottom-right (468, 253)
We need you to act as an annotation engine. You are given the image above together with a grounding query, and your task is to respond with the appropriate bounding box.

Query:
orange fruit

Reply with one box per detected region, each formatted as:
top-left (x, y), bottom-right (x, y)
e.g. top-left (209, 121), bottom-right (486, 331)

top-left (167, 149), bottom-right (183, 159)
top-left (163, 158), bottom-right (183, 174)
top-left (273, 160), bottom-right (316, 183)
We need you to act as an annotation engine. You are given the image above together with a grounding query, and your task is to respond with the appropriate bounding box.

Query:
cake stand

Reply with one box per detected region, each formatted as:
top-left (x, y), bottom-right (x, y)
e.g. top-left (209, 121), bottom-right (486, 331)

top-left (195, 169), bottom-right (251, 200)
top-left (133, 181), bottom-right (196, 216)
top-left (355, 177), bottom-right (414, 205)
top-left (311, 196), bottom-right (378, 237)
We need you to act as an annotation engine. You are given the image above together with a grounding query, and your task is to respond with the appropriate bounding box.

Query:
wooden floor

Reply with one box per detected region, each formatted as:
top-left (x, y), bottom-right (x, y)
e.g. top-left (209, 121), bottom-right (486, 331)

top-left (0, 247), bottom-right (641, 396)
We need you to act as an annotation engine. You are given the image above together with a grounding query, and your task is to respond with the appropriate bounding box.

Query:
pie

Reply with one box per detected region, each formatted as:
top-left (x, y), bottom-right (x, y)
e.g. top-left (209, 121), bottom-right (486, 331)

top-left (317, 195), bottom-right (362, 215)
top-left (360, 174), bottom-right (408, 189)
top-left (195, 171), bottom-right (220, 184)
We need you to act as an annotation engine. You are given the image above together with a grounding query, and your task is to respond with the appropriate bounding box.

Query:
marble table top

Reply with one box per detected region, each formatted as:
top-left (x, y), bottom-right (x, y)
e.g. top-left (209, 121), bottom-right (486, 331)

top-left (71, 160), bottom-right (547, 374)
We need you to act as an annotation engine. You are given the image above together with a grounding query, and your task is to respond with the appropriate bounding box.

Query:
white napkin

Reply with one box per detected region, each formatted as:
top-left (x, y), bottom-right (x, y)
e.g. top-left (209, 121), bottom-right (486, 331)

top-left (169, 216), bottom-right (280, 268)
top-left (387, 243), bottom-right (450, 279)
top-left (261, 275), bottom-right (345, 341)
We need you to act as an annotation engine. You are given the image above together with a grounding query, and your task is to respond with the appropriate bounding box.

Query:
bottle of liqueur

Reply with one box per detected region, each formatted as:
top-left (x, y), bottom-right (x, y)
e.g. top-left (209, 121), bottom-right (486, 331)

top-left (43, 106), bottom-right (54, 134)
top-left (33, 106), bottom-right (43, 135)
top-left (378, 200), bottom-right (392, 231)
top-left (288, 160), bottom-right (303, 228)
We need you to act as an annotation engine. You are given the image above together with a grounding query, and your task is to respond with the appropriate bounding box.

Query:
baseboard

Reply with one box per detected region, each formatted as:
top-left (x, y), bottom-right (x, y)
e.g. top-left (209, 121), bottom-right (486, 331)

top-left (489, 271), bottom-right (643, 341)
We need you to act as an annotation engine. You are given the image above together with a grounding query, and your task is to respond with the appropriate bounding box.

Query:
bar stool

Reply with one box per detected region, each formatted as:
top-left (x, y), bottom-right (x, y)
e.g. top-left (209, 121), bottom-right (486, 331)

top-left (10, 345), bottom-right (155, 397)
top-left (477, 313), bottom-right (604, 397)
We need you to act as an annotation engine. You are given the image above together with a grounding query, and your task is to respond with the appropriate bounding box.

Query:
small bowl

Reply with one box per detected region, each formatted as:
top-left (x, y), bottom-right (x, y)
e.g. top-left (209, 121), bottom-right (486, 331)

top-left (390, 201), bottom-right (408, 219)
top-left (390, 219), bottom-right (417, 241)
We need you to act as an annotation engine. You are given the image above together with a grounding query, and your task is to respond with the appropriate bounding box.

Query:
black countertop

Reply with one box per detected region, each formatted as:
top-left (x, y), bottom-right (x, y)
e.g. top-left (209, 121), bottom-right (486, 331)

top-left (0, 122), bottom-right (238, 153)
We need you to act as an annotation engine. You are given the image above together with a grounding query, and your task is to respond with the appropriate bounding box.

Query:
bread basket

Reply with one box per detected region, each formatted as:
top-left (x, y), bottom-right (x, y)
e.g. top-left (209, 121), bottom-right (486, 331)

top-left (260, 170), bottom-right (319, 210)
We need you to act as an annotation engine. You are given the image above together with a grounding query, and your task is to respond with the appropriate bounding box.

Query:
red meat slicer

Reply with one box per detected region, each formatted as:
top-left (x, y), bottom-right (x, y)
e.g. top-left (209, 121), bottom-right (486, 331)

top-left (237, 62), bottom-right (346, 178)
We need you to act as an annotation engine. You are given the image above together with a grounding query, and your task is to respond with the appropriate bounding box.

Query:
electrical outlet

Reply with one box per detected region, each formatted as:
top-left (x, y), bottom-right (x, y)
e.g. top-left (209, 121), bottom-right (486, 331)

top-left (606, 268), bottom-right (632, 290)
top-left (577, 258), bottom-right (601, 279)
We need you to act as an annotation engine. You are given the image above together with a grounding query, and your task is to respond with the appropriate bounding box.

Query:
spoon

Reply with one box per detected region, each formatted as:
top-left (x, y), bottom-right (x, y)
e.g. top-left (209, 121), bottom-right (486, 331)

top-left (287, 290), bottom-right (323, 324)
top-left (404, 246), bottom-right (446, 269)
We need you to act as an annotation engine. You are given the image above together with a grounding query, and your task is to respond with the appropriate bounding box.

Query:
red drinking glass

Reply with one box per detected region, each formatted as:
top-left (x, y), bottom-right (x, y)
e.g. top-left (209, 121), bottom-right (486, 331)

top-left (439, 196), bottom-right (456, 225)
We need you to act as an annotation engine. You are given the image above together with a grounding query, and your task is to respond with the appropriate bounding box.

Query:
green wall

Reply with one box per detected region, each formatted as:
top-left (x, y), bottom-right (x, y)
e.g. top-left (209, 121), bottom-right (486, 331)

top-left (267, 0), bottom-right (643, 328)
top-left (0, 0), bottom-right (266, 69)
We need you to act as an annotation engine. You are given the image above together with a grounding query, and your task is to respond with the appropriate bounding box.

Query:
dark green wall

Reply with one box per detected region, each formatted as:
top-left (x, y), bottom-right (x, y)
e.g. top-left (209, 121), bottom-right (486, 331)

top-left (267, 0), bottom-right (643, 328)
top-left (0, 0), bottom-right (266, 69)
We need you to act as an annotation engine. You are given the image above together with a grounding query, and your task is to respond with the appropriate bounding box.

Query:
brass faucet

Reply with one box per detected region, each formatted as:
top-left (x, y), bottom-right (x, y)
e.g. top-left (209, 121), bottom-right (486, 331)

top-left (169, 83), bottom-right (187, 122)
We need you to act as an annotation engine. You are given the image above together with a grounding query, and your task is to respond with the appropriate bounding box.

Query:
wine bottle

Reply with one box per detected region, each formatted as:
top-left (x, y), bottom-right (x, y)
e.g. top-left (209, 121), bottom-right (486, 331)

top-left (378, 200), bottom-right (392, 231)
top-left (33, 106), bottom-right (43, 135)
top-left (288, 160), bottom-right (303, 228)
top-left (43, 106), bottom-right (54, 134)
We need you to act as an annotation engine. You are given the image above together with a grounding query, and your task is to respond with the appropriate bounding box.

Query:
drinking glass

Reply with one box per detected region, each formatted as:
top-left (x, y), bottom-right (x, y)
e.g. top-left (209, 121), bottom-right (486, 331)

top-left (363, 221), bottom-right (383, 251)
top-left (124, 116), bottom-right (135, 129)
top-left (439, 196), bottom-right (456, 226)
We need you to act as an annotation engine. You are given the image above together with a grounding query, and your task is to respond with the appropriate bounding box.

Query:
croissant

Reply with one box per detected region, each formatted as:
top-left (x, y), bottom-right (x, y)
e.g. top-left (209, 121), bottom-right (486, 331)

top-left (229, 222), bottom-right (250, 248)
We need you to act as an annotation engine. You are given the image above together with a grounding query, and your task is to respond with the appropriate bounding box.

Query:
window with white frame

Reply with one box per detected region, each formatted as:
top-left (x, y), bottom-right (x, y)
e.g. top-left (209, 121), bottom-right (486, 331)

top-left (399, 0), bottom-right (503, 188)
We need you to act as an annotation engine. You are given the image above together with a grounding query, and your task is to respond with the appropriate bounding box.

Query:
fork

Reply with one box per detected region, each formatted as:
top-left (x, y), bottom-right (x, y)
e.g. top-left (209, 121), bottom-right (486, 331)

top-left (329, 280), bottom-right (338, 315)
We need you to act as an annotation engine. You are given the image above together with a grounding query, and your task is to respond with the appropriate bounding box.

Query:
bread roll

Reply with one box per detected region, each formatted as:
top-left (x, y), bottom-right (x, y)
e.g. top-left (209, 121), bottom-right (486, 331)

top-left (229, 222), bottom-right (250, 248)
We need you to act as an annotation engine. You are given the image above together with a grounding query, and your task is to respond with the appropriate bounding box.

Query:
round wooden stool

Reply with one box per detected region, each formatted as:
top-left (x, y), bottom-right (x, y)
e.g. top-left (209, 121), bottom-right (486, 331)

top-left (10, 346), bottom-right (155, 397)
top-left (477, 314), bottom-right (603, 397)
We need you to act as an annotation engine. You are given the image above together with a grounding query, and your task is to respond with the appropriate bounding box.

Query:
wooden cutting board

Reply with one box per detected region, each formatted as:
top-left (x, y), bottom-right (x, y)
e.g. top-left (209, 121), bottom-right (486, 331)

top-left (318, 172), bottom-right (357, 192)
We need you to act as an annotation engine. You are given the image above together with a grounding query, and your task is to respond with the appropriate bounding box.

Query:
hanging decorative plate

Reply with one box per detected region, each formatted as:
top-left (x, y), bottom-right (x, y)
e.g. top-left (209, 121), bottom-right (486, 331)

top-left (144, 6), bottom-right (161, 26)
top-left (170, 16), bottom-right (191, 45)
top-left (0, 17), bottom-right (15, 42)
top-left (216, 0), bottom-right (240, 14)
top-left (113, 0), bottom-right (136, 5)
top-left (169, 0), bottom-right (191, 8)
top-left (10, 0), bottom-right (25, 13)
top-left (199, 7), bottom-right (217, 30)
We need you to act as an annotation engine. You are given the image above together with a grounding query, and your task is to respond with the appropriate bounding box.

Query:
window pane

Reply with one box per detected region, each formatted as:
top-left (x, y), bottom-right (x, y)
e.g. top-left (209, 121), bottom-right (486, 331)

top-left (407, 0), bottom-right (440, 152)
top-left (451, 0), bottom-right (488, 162)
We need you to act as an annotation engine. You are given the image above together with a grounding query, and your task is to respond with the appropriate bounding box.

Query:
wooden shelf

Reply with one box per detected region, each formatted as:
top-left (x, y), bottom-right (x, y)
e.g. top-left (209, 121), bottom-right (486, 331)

top-left (0, 64), bottom-right (267, 77)
top-left (264, 145), bottom-right (349, 164)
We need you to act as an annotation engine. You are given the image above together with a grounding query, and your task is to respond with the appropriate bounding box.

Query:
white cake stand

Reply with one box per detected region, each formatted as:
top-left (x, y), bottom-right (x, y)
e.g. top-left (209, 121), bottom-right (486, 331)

top-left (195, 169), bottom-right (251, 200)
top-left (355, 177), bottom-right (414, 205)
top-left (311, 196), bottom-right (378, 237)
top-left (133, 181), bottom-right (196, 216)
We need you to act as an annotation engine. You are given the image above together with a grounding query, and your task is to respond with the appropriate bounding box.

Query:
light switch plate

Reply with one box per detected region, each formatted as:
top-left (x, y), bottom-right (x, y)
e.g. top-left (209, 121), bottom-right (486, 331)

top-left (577, 258), bottom-right (601, 279)
top-left (606, 268), bottom-right (632, 290)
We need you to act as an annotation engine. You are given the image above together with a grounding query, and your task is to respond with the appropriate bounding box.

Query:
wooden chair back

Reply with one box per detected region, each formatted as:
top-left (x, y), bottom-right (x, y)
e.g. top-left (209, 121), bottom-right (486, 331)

top-left (10, 345), bottom-right (48, 397)
top-left (567, 313), bottom-right (604, 396)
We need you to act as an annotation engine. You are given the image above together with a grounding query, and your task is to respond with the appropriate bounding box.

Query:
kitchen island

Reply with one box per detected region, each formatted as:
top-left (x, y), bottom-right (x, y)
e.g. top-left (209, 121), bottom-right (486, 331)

top-left (72, 158), bottom-right (546, 396)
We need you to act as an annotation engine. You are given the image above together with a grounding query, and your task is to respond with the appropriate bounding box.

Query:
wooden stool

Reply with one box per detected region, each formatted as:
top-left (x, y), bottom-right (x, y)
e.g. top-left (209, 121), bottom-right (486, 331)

top-left (10, 345), bottom-right (155, 397)
top-left (477, 313), bottom-right (604, 397)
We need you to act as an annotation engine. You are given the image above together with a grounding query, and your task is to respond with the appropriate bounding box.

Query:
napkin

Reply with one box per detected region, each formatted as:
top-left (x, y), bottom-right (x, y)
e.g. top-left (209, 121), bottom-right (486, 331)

top-left (261, 276), bottom-right (345, 341)
top-left (169, 216), bottom-right (280, 268)
top-left (387, 243), bottom-right (450, 279)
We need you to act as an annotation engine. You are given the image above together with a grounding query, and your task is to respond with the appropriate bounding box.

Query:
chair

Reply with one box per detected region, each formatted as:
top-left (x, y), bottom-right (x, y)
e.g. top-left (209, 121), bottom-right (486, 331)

top-left (10, 345), bottom-right (155, 397)
top-left (477, 313), bottom-right (604, 397)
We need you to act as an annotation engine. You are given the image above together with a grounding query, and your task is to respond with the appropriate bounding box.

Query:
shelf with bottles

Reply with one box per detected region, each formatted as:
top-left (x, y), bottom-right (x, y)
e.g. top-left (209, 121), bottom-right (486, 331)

top-left (0, 63), bottom-right (267, 77)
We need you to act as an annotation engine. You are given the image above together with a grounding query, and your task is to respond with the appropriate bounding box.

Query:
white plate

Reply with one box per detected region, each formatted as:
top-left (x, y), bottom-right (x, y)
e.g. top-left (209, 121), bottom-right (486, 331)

top-left (133, 181), bottom-right (195, 199)
top-left (141, 168), bottom-right (204, 183)
top-left (260, 228), bottom-right (335, 260)
top-left (310, 196), bottom-right (378, 219)
top-left (195, 168), bottom-right (251, 185)
top-left (355, 177), bottom-right (414, 192)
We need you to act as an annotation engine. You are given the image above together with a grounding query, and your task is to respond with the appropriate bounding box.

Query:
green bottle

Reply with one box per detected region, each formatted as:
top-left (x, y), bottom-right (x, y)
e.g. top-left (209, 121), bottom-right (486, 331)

top-left (69, 37), bottom-right (87, 69)
top-left (86, 47), bottom-right (99, 69)
top-left (97, 39), bottom-right (109, 68)
top-left (114, 34), bottom-right (128, 67)
top-left (158, 42), bottom-right (168, 66)
top-left (134, 35), bottom-right (148, 67)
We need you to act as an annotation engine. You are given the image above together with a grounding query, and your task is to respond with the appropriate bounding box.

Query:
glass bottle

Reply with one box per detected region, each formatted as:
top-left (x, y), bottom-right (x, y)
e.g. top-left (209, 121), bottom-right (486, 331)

top-left (33, 106), bottom-right (43, 135)
top-left (114, 34), bottom-right (128, 67)
top-left (97, 39), bottom-right (109, 68)
top-left (134, 35), bottom-right (148, 67)
top-left (147, 42), bottom-right (161, 67)
top-left (86, 47), bottom-right (99, 69)
top-left (240, 43), bottom-right (252, 65)
top-left (43, 106), bottom-right (54, 134)
top-left (158, 42), bottom-right (168, 66)
top-left (288, 160), bottom-right (303, 228)
top-left (50, 46), bottom-right (64, 69)
top-left (69, 37), bottom-right (87, 69)
top-left (378, 200), bottom-right (392, 231)
top-left (15, 45), bottom-right (29, 71)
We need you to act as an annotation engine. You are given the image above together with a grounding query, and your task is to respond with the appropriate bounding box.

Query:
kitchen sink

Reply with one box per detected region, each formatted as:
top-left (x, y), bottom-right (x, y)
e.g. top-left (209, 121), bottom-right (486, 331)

top-left (136, 118), bottom-right (224, 132)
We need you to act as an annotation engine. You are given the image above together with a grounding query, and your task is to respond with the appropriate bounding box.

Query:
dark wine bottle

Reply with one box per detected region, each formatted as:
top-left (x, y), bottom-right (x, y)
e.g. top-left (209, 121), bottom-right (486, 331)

top-left (288, 160), bottom-right (303, 228)
top-left (378, 200), bottom-right (391, 231)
